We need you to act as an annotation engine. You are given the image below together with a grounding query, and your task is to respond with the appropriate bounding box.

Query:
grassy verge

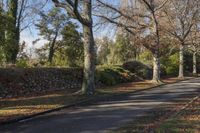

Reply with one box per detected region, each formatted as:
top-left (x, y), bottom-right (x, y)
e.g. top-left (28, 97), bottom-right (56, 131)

top-left (98, 77), bottom-right (190, 94)
top-left (0, 91), bottom-right (89, 123)
top-left (114, 95), bottom-right (199, 133)
top-left (0, 77), bottom-right (192, 124)
top-left (154, 97), bottom-right (200, 133)
top-left (113, 101), bottom-right (186, 133)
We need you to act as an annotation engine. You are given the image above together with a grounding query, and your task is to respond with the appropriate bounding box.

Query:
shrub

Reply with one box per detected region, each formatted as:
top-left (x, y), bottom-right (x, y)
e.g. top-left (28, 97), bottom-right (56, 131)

top-left (139, 51), bottom-right (153, 65)
top-left (122, 61), bottom-right (152, 79)
top-left (16, 59), bottom-right (29, 68)
top-left (161, 53), bottom-right (179, 76)
top-left (160, 65), bottom-right (167, 77)
top-left (96, 66), bottom-right (139, 86)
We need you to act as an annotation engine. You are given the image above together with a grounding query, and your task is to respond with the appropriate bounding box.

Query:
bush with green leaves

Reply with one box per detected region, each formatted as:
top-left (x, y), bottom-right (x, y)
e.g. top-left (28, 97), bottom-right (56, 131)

top-left (96, 66), bottom-right (139, 86)
top-left (139, 51), bottom-right (153, 65)
top-left (16, 59), bottom-right (29, 68)
top-left (122, 61), bottom-right (152, 79)
top-left (161, 53), bottom-right (179, 76)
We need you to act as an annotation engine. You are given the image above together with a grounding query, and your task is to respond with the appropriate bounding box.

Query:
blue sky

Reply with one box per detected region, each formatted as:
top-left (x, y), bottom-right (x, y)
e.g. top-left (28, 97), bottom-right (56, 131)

top-left (21, 0), bottom-right (120, 49)
top-left (20, 1), bottom-right (54, 49)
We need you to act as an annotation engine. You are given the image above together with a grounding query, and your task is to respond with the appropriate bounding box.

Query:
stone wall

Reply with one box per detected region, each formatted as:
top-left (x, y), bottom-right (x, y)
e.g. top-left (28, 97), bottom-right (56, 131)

top-left (0, 68), bottom-right (83, 98)
top-left (0, 66), bottom-right (139, 98)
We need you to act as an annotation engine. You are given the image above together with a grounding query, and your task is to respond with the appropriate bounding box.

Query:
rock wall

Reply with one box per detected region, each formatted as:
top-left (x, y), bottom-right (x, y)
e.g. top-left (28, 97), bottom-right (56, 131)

top-left (0, 66), bottom-right (139, 99)
top-left (0, 68), bottom-right (83, 98)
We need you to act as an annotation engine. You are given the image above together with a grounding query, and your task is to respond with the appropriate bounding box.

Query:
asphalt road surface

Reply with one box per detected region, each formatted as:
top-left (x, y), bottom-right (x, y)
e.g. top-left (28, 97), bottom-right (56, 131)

top-left (0, 78), bottom-right (200, 133)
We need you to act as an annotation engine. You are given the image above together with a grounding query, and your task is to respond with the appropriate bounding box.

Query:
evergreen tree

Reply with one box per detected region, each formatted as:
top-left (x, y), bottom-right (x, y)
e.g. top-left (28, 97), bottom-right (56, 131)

top-left (56, 23), bottom-right (83, 67)
top-left (5, 0), bottom-right (18, 63)
top-left (36, 7), bottom-right (68, 64)
top-left (0, 2), bottom-right (5, 46)
top-left (52, 0), bottom-right (96, 95)
top-left (0, 2), bottom-right (6, 62)
top-left (108, 33), bottom-right (137, 65)
top-left (96, 37), bottom-right (112, 65)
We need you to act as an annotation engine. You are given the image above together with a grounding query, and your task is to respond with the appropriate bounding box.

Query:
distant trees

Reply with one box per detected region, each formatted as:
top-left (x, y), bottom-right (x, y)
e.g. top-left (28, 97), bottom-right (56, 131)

top-left (188, 24), bottom-right (200, 75)
top-left (109, 32), bottom-right (138, 64)
top-left (95, 36), bottom-right (112, 65)
top-left (95, 31), bottom-right (140, 65)
top-left (36, 7), bottom-right (69, 64)
top-left (163, 0), bottom-right (200, 78)
top-left (96, 0), bottom-right (169, 83)
top-left (56, 23), bottom-right (84, 67)
top-left (96, 0), bottom-right (200, 80)
top-left (35, 21), bottom-right (83, 67)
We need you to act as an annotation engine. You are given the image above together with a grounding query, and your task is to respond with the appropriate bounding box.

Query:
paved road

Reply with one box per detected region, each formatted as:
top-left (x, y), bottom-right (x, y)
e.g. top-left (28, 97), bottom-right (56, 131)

top-left (1, 78), bottom-right (200, 133)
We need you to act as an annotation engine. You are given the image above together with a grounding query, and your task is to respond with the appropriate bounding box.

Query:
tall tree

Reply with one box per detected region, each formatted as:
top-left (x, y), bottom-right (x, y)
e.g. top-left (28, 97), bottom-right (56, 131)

top-left (0, 1), bottom-right (5, 62)
top-left (187, 24), bottom-right (200, 75)
top-left (0, 1), bottom-right (5, 47)
top-left (5, 0), bottom-right (18, 63)
top-left (55, 23), bottom-right (84, 67)
top-left (52, 0), bottom-right (96, 95)
top-left (3, 0), bottom-right (47, 64)
top-left (36, 7), bottom-right (68, 64)
top-left (106, 32), bottom-right (137, 65)
top-left (163, 0), bottom-right (200, 78)
top-left (139, 0), bottom-right (168, 83)
top-left (96, 0), bottom-right (168, 83)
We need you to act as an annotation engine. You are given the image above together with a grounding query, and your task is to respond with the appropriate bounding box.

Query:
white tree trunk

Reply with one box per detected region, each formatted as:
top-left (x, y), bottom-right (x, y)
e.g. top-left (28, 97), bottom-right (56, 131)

top-left (178, 44), bottom-right (184, 78)
top-left (152, 53), bottom-right (161, 83)
top-left (193, 52), bottom-right (197, 75)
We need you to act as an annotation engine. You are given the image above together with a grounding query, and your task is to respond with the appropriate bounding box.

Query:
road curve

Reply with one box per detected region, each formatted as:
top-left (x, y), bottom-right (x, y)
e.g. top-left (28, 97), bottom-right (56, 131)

top-left (0, 78), bottom-right (200, 133)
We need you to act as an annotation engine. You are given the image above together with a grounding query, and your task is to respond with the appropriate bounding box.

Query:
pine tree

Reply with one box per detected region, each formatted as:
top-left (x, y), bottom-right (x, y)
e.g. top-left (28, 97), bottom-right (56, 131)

top-left (5, 0), bottom-right (18, 63)
top-left (0, 2), bottom-right (5, 47)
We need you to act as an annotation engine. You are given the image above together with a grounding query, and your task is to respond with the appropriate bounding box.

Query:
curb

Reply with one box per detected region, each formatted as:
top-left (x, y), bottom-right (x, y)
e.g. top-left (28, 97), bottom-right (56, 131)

top-left (0, 77), bottom-right (197, 126)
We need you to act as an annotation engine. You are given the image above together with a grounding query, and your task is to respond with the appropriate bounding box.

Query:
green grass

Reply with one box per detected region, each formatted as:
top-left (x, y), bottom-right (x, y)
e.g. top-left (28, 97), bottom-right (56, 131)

top-left (0, 91), bottom-right (89, 122)
top-left (155, 119), bottom-right (199, 133)
top-left (113, 105), bottom-right (178, 133)
top-left (155, 98), bottom-right (200, 133)
top-left (114, 96), bottom-right (199, 133)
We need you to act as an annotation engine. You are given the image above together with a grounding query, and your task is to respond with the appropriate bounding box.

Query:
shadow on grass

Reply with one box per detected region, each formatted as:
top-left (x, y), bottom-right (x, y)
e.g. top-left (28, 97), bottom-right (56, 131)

top-left (0, 92), bottom-right (85, 108)
top-left (0, 91), bottom-right (89, 122)
top-left (155, 98), bottom-right (200, 133)
top-left (155, 119), bottom-right (200, 133)
top-left (113, 95), bottom-right (200, 133)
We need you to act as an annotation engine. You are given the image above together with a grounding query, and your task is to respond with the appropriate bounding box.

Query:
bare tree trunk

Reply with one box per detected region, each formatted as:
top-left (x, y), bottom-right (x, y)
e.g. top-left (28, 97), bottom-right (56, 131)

top-left (152, 52), bottom-right (161, 83)
top-left (193, 51), bottom-right (197, 75)
top-left (48, 32), bottom-right (58, 64)
top-left (82, 25), bottom-right (96, 95)
top-left (178, 44), bottom-right (184, 78)
top-left (81, 0), bottom-right (96, 95)
top-left (151, 11), bottom-right (161, 84)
